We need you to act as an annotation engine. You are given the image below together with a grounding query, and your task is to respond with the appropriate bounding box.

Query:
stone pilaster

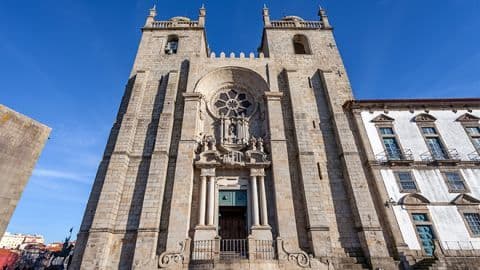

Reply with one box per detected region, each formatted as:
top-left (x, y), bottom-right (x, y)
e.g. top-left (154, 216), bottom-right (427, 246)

top-left (264, 91), bottom-right (299, 249)
top-left (161, 92), bottom-right (202, 266)
top-left (350, 109), bottom-right (409, 256)
top-left (76, 70), bottom-right (149, 269)
top-left (284, 69), bottom-right (332, 258)
top-left (319, 69), bottom-right (396, 269)
top-left (132, 70), bottom-right (180, 267)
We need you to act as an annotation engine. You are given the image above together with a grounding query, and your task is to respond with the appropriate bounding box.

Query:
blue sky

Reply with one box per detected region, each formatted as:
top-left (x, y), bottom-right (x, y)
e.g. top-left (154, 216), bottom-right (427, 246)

top-left (1, 0), bottom-right (479, 243)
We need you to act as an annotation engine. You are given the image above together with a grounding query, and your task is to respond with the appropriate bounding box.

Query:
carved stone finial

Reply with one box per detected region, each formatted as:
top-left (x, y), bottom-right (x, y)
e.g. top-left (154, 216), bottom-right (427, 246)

top-left (262, 4), bottom-right (271, 27)
top-left (257, 137), bottom-right (264, 152)
top-left (145, 5), bottom-right (157, 27)
top-left (198, 4), bottom-right (206, 27)
top-left (318, 4), bottom-right (331, 29)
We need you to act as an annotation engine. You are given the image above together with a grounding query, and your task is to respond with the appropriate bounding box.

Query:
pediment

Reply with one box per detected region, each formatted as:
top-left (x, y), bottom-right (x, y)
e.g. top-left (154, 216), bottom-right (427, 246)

top-left (456, 113), bottom-right (480, 123)
top-left (399, 193), bottom-right (430, 205)
top-left (413, 113), bottom-right (437, 122)
top-left (451, 193), bottom-right (480, 205)
top-left (371, 114), bottom-right (395, 123)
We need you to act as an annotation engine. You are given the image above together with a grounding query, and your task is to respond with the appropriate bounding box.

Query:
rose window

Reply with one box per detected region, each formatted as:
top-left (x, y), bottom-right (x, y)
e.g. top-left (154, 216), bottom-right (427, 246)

top-left (213, 89), bottom-right (253, 117)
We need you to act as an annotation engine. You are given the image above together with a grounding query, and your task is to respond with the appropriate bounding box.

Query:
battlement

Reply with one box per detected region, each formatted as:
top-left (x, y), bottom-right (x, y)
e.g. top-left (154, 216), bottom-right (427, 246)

top-left (209, 52), bottom-right (267, 59)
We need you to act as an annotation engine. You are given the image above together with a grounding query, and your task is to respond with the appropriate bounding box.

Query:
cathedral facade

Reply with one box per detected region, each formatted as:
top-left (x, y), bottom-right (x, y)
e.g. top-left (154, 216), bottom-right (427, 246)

top-left (70, 6), bottom-right (480, 270)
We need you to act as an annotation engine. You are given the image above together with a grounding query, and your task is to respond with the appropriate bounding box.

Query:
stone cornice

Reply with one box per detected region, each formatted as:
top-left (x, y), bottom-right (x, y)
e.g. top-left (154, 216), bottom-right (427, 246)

top-left (367, 160), bottom-right (480, 169)
top-left (344, 98), bottom-right (480, 112)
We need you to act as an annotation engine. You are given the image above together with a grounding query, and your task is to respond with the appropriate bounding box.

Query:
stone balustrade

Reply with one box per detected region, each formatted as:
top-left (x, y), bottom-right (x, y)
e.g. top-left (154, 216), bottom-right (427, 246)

top-left (270, 20), bottom-right (323, 29)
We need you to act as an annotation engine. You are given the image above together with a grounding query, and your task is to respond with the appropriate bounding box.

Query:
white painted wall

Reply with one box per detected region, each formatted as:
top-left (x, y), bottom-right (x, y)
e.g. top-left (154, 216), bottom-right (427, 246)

top-left (361, 109), bottom-right (480, 161)
top-left (393, 206), bottom-right (421, 250)
top-left (361, 109), bottom-right (480, 250)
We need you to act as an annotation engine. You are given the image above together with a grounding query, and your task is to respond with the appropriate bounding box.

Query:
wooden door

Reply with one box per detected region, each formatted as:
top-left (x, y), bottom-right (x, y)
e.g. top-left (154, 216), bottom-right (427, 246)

top-left (219, 207), bottom-right (247, 239)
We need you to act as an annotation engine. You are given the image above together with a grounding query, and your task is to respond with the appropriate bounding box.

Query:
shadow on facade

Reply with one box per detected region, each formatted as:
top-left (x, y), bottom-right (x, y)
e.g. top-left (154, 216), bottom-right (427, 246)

top-left (311, 70), bottom-right (362, 254)
top-left (156, 60), bottom-right (190, 255)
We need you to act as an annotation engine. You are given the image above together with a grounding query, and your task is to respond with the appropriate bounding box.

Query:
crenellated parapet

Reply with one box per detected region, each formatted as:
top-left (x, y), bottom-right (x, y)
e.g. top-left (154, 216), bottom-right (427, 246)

top-left (209, 52), bottom-right (266, 59)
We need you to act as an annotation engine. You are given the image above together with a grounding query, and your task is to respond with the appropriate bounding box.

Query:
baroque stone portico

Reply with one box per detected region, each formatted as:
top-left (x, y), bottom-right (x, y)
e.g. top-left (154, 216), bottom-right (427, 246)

top-left (70, 5), bottom-right (409, 270)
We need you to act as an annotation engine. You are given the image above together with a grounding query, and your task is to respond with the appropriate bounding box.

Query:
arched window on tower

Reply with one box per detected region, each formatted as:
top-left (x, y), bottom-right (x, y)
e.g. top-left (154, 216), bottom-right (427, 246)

top-left (165, 35), bottom-right (179, 54)
top-left (293, 34), bottom-right (311, 55)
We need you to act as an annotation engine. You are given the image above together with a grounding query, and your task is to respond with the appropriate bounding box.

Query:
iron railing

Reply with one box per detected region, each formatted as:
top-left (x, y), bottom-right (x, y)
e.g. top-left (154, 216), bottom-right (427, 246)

top-left (420, 148), bottom-right (460, 162)
top-left (220, 239), bottom-right (248, 260)
top-left (375, 149), bottom-right (414, 162)
top-left (441, 241), bottom-right (480, 250)
top-left (191, 239), bottom-right (277, 262)
top-left (467, 151), bottom-right (480, 162)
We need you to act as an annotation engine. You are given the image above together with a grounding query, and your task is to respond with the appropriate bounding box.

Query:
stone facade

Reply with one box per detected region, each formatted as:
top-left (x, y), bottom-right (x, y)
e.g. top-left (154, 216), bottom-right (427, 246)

top-left (0, 105), bottom-right (50, 239)
top-left (70, 6), bottom-right (479, 270)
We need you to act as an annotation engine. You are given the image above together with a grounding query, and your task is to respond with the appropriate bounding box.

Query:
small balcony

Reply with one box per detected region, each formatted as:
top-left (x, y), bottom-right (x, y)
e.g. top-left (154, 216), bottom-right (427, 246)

top-left (420, 148), bottom-right (461, 163)
top-left (375, 149), bottom-right (414, 165)
top-left (467, 151), bottom-right (480, 162)
top-left (191, 238), bottom-right (277, 264)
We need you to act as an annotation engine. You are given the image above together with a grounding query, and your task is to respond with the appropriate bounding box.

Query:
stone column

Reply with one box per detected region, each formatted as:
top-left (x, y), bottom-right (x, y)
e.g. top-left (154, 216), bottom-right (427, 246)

top-left (258, 175), bottom-right (269, 226)
top-left (207, 175), bottom-right (216, 226)
top-left (249, 168), bottom-right (272, 240)
top-left (198, 175), bottom-right (207, 226)
top-left (194, 167), bottom-right (217, 241)
top-left (250, 175), bottom-right (260, 226)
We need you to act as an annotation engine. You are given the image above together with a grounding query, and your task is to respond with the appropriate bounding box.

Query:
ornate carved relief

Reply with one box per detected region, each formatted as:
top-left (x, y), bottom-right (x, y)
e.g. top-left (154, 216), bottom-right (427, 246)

top-left (451, 193), bottom-right (480, 205)
top-left (371, 113), bottom-right (395, 123)
top-left (412, 113), bottom-right (437, 122)
top-left (399, 193), bottom-right (430, 205)
top-left (158, 240), bottom-right (187, 268)
top-left (278, 238), bottom-right (311, 268)
top-left (456, 113), bottom-right (480, 123)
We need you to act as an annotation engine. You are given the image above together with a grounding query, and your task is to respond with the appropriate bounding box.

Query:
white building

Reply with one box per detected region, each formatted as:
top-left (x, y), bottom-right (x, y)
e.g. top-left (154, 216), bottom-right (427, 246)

top-left (0, 232), bottom-right (45, 250)
top-left (348, 99), bottom-right (480, 267)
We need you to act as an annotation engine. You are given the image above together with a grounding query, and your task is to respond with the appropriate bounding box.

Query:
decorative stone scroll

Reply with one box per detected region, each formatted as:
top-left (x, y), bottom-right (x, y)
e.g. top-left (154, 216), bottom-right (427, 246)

top-left (277, 237), bottom-right (311, 268)
top-left (158, 240), bottom-right (186, 268)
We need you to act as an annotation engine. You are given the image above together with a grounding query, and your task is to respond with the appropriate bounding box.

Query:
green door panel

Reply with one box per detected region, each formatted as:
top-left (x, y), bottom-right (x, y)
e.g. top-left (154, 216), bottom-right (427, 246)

top-left (219, 190), bottom-right (247, 206)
